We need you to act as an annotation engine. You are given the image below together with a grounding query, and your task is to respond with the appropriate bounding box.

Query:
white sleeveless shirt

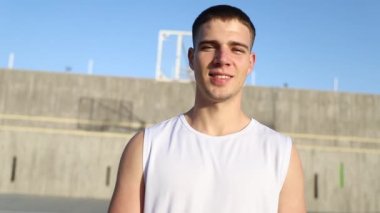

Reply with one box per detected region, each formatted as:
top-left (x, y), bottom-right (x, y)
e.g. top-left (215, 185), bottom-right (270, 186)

top-left (143, 115), bottom-right (292, 213)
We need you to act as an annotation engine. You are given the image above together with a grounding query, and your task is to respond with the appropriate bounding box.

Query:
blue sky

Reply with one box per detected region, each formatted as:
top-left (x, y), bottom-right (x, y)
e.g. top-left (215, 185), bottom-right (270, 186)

top-left (1, 0), bottom-right (379, 95)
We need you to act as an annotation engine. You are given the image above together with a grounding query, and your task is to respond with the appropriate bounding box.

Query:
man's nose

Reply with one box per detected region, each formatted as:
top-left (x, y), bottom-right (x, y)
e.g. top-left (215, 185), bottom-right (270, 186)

top-left (213, 47), bottom-right (231, 66)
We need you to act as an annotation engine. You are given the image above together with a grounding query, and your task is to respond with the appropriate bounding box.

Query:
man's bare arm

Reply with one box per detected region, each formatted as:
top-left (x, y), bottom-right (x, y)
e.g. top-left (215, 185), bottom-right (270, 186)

top-left (108, 131), bottom-right (144, 213)
top-left (278, 145), bottom-right (307, 213)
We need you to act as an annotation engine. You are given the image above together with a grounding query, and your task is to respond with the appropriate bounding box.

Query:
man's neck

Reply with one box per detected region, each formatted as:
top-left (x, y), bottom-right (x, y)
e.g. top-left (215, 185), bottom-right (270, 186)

top-left (184, 100), bottom-right (251, 136)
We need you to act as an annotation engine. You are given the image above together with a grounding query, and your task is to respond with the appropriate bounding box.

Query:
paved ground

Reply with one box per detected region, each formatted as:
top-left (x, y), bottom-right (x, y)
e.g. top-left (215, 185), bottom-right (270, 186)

top-left (0, 194), bottom-right (109, 213)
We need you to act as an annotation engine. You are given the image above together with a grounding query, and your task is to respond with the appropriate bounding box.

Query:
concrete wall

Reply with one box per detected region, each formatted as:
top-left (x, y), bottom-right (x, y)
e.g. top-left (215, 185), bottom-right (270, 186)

top-left (0, 131), bottom-right (128, 199)
top-left (0, 69), bottom-right (379, 211)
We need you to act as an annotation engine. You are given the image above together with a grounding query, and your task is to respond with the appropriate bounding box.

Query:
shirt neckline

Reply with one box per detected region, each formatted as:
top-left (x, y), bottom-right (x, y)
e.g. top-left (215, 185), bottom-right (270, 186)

top-left (178, 114), bottom-right (256, 141)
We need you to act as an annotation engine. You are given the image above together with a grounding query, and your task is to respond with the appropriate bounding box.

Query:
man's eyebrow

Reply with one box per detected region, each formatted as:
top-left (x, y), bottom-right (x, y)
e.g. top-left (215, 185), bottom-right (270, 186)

top-left (197, 40), bottom-right (219, 47)
top-left (229, 41), bottom-right (250, 50)
top-left (197, 40), bottom-right (250, 50)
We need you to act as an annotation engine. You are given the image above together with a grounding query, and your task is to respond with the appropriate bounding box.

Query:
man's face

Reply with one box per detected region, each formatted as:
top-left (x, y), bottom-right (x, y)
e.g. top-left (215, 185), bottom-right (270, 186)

top-left (189, 19), bottom-right (255, 104)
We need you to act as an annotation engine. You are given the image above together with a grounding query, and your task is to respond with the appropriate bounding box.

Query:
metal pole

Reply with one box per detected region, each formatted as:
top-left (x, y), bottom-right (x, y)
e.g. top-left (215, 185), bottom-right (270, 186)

top-left (334, 77), bottom-right (339, 92)
top-left (175, 34), bottom-right (183, 80)
top-left (8, 53), bottom-right (15, 69)
top-left (88, 59), bottom-right (94, 75)
top-left (155, 31), bottom-right (164, 80)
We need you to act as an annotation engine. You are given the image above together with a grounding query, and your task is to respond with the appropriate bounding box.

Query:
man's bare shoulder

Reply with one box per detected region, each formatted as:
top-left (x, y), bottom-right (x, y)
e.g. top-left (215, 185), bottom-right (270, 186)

top-left (118, 131), bottom-right (144, 171)
top-left (108, 131), bottom-right (145, 213)
top-left (125, 131), bottom-right (144, 154)
top-left (278, 145), bottom-right (306, 213)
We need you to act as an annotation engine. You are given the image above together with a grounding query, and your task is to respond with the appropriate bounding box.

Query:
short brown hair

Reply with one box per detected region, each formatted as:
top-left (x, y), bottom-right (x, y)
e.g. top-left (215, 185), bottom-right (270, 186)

top-left (192, 5), bottom-right (256, 49)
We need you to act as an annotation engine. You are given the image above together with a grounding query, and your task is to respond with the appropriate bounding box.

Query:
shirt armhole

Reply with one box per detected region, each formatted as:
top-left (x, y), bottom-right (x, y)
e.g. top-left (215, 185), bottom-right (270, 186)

top-left (142, 128), bottom-right (151, 182)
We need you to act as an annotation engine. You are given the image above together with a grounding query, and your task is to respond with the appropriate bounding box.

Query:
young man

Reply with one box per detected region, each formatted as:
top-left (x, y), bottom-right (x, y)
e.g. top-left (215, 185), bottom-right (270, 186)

top-left (109, 5), bottom-right (306, 213)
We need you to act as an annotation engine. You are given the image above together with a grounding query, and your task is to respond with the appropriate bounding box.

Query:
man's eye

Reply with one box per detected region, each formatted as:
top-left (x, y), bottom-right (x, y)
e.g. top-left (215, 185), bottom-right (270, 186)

top-left (201, 46), bottom-right (214, 51)
top-left (232, 48), bottom-right (245, 54)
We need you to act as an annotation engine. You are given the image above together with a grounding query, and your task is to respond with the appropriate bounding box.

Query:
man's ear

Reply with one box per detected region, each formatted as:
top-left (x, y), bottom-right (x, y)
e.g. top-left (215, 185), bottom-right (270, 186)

top-left (188, 47), bottom-right (194, 70)
top-left (248, 52), bottom-right (256, 74)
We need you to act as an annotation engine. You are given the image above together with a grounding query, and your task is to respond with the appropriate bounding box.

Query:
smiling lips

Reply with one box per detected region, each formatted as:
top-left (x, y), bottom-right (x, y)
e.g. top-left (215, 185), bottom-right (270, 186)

top-left (209, 71), bottom-right (233, 85)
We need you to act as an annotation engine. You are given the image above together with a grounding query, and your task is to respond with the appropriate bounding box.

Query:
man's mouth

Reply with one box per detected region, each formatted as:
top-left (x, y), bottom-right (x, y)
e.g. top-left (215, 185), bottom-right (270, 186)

top-left (209, 73), bottom-right (233, 79)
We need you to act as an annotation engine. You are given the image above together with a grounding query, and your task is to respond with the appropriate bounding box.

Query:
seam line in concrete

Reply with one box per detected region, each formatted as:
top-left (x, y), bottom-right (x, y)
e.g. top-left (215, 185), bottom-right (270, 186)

top-left (0, 125), bottom-right (131, 138)
top-left (0, 113), bottom-right (147, 129)
top-left (297, 144), bottom-right (380, 155)
top-left (283, 132), bottom-right (380, 144)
